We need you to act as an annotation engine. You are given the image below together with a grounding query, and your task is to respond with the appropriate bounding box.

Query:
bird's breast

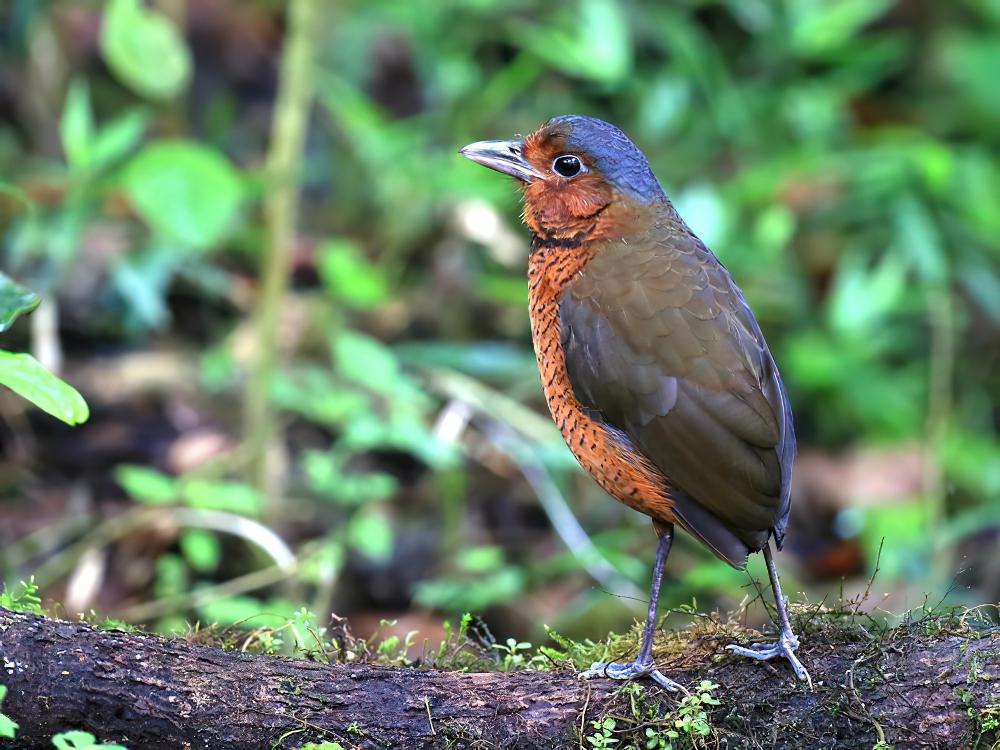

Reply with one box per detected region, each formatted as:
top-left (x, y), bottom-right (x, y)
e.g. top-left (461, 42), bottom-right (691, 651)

top-left (527, 243), bottom-right (675, 523)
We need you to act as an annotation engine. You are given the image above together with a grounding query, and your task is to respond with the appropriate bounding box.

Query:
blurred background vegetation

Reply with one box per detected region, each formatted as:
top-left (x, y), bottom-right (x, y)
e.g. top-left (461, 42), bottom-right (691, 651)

top-left (0, 0), bottom-right (998, 650)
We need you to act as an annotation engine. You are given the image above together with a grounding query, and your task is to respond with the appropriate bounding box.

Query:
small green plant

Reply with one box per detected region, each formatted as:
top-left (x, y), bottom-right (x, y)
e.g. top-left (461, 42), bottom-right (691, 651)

top-left (584, 680), bottom-right (723, 750)
top-left (491, 637), bottom-right (533, 671)
top-left (970, 703), bottom-right (1000, 746)
top-left (586, 717), bottom-right (619, 748)
top-left (0, 274), bottom-right (89, 425)
top-left (299, 743), bottom-right (345, 750)
top-left (673, 680), bottom-right (721, 738)
top-left (0, 685), bottom-right (18, 740)
top-left (643, 724), bottom-right (679, 749)
top-left (872, 740), bottom-right (894, 750)
top-left (0, 578), bottom-right (44, 615)
top-left (51, 730), bottom-right (127, 749)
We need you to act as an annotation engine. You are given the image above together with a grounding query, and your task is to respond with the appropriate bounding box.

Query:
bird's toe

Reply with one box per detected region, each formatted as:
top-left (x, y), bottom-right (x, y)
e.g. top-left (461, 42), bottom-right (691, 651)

top-left (726, 637), bottom-right (812, 688)
top-left (578, 659), bottom-right (686, 692)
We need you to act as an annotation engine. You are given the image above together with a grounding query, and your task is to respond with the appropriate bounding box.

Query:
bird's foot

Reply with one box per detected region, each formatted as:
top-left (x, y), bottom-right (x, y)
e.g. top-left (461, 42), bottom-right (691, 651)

top-left (726, 633), bottom-right (812, 687)
top-left (578, 658), bottom-right (687, 693)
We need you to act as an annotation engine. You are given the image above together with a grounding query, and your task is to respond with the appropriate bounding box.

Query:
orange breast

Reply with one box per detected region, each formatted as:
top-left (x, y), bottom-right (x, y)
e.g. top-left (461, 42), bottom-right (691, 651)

top-left (527, 243), bottom-right (676, 524)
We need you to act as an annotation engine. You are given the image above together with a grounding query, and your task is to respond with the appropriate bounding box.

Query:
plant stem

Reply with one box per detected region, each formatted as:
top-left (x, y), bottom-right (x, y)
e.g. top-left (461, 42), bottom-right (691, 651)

top-left (925, 283), bottom-right (954, 586)
top-left (244, 0), bottom-right (320, 511)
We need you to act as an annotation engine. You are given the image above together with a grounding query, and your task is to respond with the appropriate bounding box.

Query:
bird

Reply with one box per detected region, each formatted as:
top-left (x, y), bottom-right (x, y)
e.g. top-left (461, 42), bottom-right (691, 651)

top-left (460, 115), bottom-right (810, 691)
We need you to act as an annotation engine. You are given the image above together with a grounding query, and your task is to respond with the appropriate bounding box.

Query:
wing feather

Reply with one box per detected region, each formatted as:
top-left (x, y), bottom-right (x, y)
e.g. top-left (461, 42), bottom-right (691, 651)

top-left (560, 228), bottom-right (795, 567)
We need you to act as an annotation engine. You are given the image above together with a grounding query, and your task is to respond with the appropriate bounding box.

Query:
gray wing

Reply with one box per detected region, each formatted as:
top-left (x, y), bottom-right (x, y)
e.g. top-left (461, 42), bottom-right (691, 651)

top-left (560, 231), bottom-right (794, 568)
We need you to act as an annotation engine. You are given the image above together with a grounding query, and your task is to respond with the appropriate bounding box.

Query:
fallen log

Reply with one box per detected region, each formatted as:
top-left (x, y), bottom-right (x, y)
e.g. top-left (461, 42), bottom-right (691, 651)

top-left (0, 606), bottom-right (996, 749)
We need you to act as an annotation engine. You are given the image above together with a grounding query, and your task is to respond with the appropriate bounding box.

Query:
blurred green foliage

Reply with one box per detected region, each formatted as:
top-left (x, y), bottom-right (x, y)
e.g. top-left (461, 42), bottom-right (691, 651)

top-left (0, 0), bottom-right (998, 639)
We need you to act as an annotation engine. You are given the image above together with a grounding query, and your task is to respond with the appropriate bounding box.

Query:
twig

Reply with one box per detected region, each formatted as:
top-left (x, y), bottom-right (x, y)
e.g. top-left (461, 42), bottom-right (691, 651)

top-left (424, 697), bottom-right (436, 736)
top-left (854, 537), bottom-right (884, 615)
top-left (30, 506), bottom-right (295, 594)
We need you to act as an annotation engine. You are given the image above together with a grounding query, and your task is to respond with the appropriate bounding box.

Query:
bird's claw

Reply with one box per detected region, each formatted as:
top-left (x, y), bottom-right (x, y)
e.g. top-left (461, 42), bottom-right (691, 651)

top-left (578, 659), bottom-right (688, 693)
top-left (726, 634), bottom-right (812, 687)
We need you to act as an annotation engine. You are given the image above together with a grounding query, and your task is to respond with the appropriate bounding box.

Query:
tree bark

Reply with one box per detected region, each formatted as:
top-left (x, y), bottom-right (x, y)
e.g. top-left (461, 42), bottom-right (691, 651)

top-left (0, 607), bottom-right (996, 749)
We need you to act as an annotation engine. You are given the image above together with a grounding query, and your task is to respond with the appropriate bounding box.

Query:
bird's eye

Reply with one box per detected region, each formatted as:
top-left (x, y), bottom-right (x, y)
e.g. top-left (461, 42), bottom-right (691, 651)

top-left (552, 155), bottom-right (585, 178)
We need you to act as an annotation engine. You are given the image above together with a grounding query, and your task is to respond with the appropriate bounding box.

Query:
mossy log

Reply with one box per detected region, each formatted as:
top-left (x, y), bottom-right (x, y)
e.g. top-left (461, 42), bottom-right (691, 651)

top-left (1, 606), bottom-right (997, 749)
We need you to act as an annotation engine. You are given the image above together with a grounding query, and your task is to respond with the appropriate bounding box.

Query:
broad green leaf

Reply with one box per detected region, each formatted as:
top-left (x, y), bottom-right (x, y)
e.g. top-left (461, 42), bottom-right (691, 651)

top-left (60, 80), bottom-right (94, 170)
top-left (0, 272), bottom-right (40, 332)
top-left (333, 331), bottom-right (403, 394)
top-left (893, 197), bottom-right (947, 285)
top-left (827, 253), bottom-right (906, 336)
top-left (861, 501), bottom-right (931, 581)
top-left (298, 538), bottom-right (344, 585)
top-left (0, 352), bottom-right (89, 425)
top-left (515, 0), bottom-right (631, 84)
top-left (302, 449), bottom-right (398, 505)
top-left (100, 0), bottom-right (191, 100)
top-left (456, 545), bottom-right (504, 573)
top-left (789, 0), bottom-right (894, 56)
top-left (114, 464), bottom-right (177, 504)
top-left (413, 567), bottom-right (524, 612)
top-left (122, 141), bottom-right (242, 249)
top-left (939, 33), bottom-right (1000, 119)
top-left (0, 711), bottom-right (15, 740)
top-left (180, 529), bottom-right (220, 572)
top-left (181, 478), bottom-right (260, 516)
top-left (318, 239), bottom-right (389, 309)
top-left (347, 509), bottom-right (394, 561)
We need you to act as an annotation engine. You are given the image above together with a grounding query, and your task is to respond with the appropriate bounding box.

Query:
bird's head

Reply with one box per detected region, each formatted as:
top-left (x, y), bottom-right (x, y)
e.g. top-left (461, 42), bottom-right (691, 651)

top-left (460, 115), bottom-right (665, 242)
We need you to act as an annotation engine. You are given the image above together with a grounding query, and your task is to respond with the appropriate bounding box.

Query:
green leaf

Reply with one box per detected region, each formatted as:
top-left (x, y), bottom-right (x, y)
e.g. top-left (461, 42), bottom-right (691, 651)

top-left (456, 545), bottom-right (504, 573)
top-left (939, 33), bottom-right (1000, 119)
top-left (60, 81), bottom-right (146, 174)
top-left (789, 0), bottom-right (894, 56)
top-left (0, 711), bottom-right (16, 740)
top-left (318, 239), bottom-right (389, 309)
top-left (302, 450), bottom-right (398, 505)
top-left (60, 80), bottom-right (95, 170)
top-left (515, 0), bottom-right (632, 84)
top-left (121, 141), bottom-right (243, 249)
top-left (333, 331), bottom-right (403, 394)
top-left (0, 684), bottom-right (17, 739)
top-left (347, 509), bottom-right (394, 561)
top-left (197, 594), bottom-right (277, 626)
top-left (827, 252), bottom-right (906, 336)
top-left (91, 110), bottom-right (148, 172)
top-left (0, 272), bottom-right (40, 333)
top-left (100, 0), bottom-right (191, 100)
top-left (51, 729), bottom-right (127, 749)
top-left (180, 479), bottom-right (259, 516)
top-left (180, 529), bottom-right (220, 572)
top-left (0, 352), bottom-right (89, 425)
top-left (0, 579), bottom-right (44, 614)
top-left (114, 464), bottom-right (177, 504)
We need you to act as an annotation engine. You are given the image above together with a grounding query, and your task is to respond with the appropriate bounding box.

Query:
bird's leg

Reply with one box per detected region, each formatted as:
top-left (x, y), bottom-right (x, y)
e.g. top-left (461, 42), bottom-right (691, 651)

top-left (726, 543), bottom-right (812, 687)
top-left (579, 525), bottom-right (686, 692)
